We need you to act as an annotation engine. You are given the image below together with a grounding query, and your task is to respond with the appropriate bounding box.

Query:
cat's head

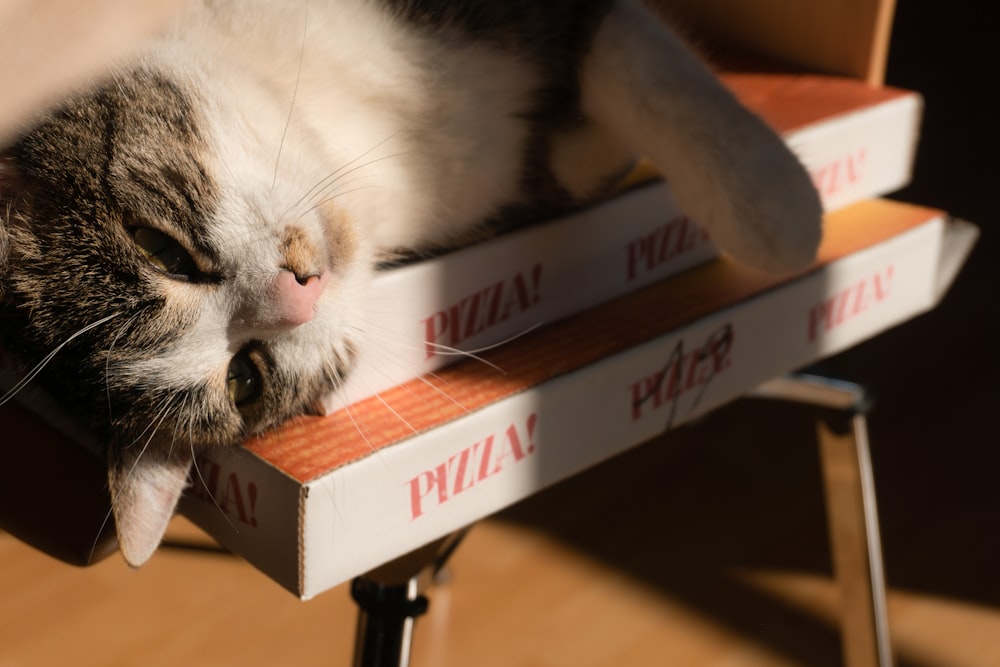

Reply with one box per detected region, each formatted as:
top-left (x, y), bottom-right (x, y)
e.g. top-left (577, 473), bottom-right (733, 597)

top-left (0, 65), bottom-right (366, 565)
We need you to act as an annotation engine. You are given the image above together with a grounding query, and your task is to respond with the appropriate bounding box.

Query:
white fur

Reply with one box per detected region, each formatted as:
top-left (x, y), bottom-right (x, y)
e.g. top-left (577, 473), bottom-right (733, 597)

top-left (173, 0), bottom-right (540, 248)
top-left (120, 0), bottom-right (546, 398)
top-left (547, 119), bottom-right (637, 200)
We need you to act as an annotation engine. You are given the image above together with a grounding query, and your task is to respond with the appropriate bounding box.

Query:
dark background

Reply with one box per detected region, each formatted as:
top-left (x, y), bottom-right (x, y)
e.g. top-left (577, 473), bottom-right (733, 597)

top-left (841, 0), bottom-right (1000, 603)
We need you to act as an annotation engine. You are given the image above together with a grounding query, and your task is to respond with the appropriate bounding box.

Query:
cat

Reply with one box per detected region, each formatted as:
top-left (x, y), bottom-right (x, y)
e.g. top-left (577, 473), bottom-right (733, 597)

top-left (0, 0), bottom-right (821, 567)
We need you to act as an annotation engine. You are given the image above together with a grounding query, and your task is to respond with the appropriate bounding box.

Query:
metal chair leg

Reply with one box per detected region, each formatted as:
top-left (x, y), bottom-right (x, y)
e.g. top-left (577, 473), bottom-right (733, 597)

top-left (350, 530), bottom-right (468, 667)
top-left (753, 374), bottom-right (893, 667)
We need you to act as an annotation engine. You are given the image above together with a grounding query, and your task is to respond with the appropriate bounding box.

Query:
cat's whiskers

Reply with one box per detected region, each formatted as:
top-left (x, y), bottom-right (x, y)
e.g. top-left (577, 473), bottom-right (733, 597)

top-left (186, 444), bottom-right (241, 535)
top-left (323, 336), bottom-right (469, 432)
top-left (308, 352), bottom-right (382, 523)
top-left (285, 130), bottom-right (404, 212)
top-left (372, 393), bottom-right (419, 437)
top-left (0, 312), bottom-right (121, 407)
top-left (295, 183), bottom-right (386, 227)
top-left (284, 146), bottom-right (409, 224)
top-left (419, 335), bottom-right (527, 373)
top-left (104, 311), bottom-right (143, 422)
top-left (410, 371), bottom-right (475, 415)
top-left (168, 391), bottom-right (194, 459)
top-left (271, 1), bottom-right (309, 193)
top-left (315, 366), bottom-right (464, 490)
top-left (354, 315), bottom-right (540, 376)
top-left (322, 318), bottom-right (548, 459)
top-left (180, 140), bottom-right (407, 271)
top-left (121, 390), bottom-right (181, 453)
top-left (316, 333), bottom-right (403, 459)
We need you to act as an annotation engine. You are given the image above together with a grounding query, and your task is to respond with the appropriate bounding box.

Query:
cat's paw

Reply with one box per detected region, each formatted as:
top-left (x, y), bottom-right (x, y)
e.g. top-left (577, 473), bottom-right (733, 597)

top-left (694, 116), bottom-right (824, 274)
top-left (580, 0), bottom-right (823, 274)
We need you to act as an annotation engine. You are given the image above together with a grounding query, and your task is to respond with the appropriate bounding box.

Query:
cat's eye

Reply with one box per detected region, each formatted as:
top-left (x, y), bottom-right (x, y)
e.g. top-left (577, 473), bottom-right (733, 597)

top-left (130, 227), bottom-right (198, 279)
top-left (227, 351), bottom-right (262, 407)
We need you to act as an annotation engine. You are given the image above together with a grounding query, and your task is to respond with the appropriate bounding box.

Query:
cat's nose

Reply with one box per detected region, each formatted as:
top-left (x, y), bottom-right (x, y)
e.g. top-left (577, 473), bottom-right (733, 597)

top-left (269, 268), bottom-right (328, 327)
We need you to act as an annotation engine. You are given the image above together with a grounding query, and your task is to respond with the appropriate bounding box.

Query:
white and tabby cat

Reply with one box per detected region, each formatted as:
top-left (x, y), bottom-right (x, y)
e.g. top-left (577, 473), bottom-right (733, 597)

top-left (0, 0), bottom-right (821, 566)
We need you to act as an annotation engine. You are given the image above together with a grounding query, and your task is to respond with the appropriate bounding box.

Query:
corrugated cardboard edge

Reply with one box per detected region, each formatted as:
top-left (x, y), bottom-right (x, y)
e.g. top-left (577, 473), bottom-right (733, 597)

top-left (178, 448), bottom-right (305, 595)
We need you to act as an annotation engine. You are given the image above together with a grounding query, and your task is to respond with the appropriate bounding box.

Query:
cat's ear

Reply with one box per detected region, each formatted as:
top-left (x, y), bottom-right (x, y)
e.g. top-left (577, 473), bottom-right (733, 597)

top-left (580, 1), bottom-right (822, 273)
top-left (108, 444), bottom-right (192, 567)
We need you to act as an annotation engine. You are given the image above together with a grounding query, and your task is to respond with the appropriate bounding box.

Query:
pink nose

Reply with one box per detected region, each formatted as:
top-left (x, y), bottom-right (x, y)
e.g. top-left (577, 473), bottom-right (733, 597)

top-left (269, 269), bottom-right (328, 327)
